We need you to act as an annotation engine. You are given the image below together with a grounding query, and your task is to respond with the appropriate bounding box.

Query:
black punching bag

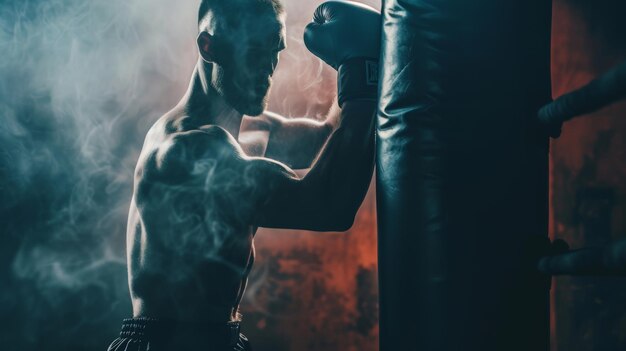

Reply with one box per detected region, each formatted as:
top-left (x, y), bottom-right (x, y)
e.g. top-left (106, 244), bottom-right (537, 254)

top-left (376, 1), bottom-right (552, 350)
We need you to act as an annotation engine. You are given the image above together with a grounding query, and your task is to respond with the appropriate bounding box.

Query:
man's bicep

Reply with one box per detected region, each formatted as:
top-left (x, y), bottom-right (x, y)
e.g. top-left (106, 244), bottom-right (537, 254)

top-left (263, 112), bottom-right (333, 169)
top-left (245, 157), bottom-right (332, 230)
top-left (245, 157), bottom-right (300, 211)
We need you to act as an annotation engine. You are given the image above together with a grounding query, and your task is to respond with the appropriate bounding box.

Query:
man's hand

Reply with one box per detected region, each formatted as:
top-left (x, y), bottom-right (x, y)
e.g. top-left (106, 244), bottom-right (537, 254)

top-left (304, 1), bottom-right (381, 107)
top-left (304, 1), bottom-right (381, 69)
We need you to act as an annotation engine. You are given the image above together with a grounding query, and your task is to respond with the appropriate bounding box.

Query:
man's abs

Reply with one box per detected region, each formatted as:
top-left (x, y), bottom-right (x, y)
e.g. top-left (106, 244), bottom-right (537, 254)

top-left (126, 196), bottom-right (254, 323)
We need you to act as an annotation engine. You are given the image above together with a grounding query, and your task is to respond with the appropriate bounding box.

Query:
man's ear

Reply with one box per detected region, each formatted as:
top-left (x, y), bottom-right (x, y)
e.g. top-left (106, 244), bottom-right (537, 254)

top-left (197, 32), bottom-right (215, 63)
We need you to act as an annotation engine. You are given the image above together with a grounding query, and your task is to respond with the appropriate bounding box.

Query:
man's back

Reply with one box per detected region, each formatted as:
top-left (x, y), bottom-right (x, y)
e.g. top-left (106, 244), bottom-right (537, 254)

top-left (127, 113), bottom-right (255, 323)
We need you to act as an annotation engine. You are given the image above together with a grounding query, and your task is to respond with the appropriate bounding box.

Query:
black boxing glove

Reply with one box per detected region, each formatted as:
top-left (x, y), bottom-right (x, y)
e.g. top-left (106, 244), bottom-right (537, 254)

top-left (304, 1), bottom-right (381, 107)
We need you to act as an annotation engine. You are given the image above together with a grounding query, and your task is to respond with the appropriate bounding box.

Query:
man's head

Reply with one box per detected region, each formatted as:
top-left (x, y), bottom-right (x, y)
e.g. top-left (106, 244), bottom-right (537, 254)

top-left (197, 0), bottom-right (286, 116)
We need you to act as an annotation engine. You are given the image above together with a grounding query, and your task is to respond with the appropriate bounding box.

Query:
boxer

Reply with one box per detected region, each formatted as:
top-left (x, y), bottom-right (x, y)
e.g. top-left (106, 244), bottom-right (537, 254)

top-left (106, 1), bottom-right (381, 350)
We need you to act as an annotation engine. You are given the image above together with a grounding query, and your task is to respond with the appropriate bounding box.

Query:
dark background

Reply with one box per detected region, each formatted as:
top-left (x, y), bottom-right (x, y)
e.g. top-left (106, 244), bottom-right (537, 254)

top-left (550, 0), bottom-right (626, 350)
top-left (0, 0), bottom-right (625, 350)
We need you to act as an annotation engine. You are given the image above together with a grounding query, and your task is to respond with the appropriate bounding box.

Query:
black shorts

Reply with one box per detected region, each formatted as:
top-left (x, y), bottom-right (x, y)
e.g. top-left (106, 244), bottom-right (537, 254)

top-left (106, 317), bottom-right (252, 351)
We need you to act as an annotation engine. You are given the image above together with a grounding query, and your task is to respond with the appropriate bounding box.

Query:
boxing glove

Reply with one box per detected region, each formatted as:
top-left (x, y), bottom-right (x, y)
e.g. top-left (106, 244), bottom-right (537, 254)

top-left (304, 1), bottom-right (381, 107)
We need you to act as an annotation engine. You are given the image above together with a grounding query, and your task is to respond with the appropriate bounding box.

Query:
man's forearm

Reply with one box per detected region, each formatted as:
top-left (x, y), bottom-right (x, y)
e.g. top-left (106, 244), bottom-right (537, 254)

top-left (293, 0), bottom-right (380, 227)
top-left (323, 97), bottom-right (343, 131)
top-left (301, 99), bottom-right (377, 222)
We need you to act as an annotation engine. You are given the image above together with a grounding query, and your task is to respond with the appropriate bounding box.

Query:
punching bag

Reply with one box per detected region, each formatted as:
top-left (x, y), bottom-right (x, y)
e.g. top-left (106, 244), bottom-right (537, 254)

top-left (376, 1), bottom-right (552, 350)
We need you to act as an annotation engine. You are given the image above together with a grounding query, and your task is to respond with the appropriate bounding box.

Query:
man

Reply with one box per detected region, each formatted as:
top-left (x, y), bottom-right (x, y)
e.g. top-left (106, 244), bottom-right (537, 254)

top-left (107, 0), bottom-right (380, 350)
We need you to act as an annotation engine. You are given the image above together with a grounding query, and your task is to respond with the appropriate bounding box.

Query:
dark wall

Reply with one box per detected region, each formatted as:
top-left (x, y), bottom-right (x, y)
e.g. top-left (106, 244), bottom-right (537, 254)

top-left (551, 0), bottom-right (626, 350)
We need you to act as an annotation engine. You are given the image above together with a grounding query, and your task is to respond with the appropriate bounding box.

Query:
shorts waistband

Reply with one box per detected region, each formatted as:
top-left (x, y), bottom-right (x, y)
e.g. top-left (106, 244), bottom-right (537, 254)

top-left (118, 317), bottom-right (242, 346)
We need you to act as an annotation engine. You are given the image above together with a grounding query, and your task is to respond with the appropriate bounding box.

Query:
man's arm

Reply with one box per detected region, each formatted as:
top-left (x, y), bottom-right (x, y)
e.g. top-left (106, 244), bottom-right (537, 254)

top-left (248, 0), bottom-right (382, 229)
top-left (240, 104), bottom-right (340, 169)
top-left (155, 103), bottom-right (374, 232)
top-left (253, 98), bottom-right (376, 230)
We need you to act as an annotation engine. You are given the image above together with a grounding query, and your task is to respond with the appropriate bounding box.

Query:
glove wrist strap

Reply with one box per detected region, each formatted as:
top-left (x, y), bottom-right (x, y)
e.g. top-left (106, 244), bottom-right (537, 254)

top-left (337, 58), bottom-right (379, 108)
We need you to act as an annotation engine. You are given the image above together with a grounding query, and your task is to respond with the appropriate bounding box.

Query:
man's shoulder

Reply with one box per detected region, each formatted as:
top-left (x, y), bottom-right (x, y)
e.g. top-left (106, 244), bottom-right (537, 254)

top-left (139, 125), bottom-right (242, 183)
top-left (169, 125), bottom-right (235, 149)
top-left (164, 126), bottom-right (241, 165)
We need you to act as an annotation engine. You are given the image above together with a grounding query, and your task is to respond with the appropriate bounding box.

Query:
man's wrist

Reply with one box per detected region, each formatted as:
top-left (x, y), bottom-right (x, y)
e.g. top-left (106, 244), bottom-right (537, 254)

top-left (337, 58), bottom-right (379, 108)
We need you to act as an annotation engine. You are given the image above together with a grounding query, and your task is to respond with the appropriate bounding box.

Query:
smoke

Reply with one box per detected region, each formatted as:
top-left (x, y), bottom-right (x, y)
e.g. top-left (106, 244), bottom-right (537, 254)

top-left (0, 0), bottom-right (199, 348)
top-left (0, 0), bottom-right (378, 349)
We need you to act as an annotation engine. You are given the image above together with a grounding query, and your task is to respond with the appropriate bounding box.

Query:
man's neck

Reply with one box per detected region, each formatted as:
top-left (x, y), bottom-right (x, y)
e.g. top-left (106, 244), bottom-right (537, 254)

top-left (178, 61), bottom-right (244, 139)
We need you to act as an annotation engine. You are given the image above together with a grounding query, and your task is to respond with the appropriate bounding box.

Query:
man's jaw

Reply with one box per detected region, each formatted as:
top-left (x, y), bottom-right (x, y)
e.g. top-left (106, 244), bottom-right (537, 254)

top-left (241, 98), bottom-right (268, 117)
top-left (240, 88), bottom-right (271, 116)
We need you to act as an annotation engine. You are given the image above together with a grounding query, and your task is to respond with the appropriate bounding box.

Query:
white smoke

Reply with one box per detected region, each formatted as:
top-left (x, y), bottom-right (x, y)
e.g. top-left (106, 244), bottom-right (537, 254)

top-left (2, 0), bottom-right (198, 283)
top-left (0, 0), bottom-right (200, 348)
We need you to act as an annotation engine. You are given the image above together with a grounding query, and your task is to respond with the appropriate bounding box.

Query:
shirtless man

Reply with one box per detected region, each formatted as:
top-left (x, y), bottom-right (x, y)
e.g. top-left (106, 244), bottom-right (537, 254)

top-left (107, 1), bottom-right (380, 350)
